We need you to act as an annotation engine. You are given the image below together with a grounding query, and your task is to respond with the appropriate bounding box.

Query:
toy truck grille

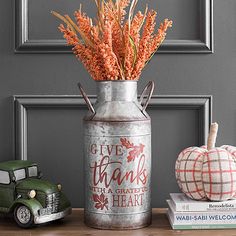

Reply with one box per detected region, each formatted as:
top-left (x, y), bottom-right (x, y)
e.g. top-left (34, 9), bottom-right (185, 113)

top-left (46, 192), bottom-right (60, 213)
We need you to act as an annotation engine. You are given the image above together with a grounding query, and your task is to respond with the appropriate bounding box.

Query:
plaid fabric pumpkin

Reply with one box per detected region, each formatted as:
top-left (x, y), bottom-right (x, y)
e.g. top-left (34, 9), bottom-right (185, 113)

top-left (175, 145), bottom-right (236, 201)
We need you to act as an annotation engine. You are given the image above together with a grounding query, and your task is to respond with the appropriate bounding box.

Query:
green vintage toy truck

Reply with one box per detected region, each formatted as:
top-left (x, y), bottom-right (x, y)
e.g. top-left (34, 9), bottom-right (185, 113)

top-left (0, 160), bottom-right (71, 228)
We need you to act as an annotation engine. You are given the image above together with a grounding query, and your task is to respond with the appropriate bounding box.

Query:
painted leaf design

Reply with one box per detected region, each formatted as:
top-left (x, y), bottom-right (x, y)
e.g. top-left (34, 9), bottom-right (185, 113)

top-left (92, 193), bottom-right (108, 210)
top-left (120, 138), bottom-right (134, 149)
top-left (127, 144), bottom-right (145, 162)
top-left (120, 138), bottom-right (145, 162)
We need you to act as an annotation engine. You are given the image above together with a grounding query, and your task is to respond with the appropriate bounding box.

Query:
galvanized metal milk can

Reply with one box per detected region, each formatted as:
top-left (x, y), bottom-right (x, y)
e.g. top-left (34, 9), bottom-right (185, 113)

top-left (79, 80), bottom-right (154, 229)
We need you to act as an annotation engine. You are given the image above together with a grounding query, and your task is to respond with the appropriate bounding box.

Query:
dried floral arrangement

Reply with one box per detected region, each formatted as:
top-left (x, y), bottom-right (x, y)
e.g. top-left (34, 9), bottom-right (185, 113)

top-left (52, 0), bottom-right (172, 81)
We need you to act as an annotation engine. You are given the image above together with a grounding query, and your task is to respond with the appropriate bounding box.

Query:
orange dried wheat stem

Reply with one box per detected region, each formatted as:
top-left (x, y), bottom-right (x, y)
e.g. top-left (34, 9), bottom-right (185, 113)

top-left (51, 0), bottom-right (172, 81)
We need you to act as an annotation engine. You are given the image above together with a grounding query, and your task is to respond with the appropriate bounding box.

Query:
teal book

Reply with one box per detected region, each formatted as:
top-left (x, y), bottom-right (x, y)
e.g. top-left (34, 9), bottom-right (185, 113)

top-left (167, 200), bottom-right (236, 230)
top-left (167, 211), bottom-right (236, 230)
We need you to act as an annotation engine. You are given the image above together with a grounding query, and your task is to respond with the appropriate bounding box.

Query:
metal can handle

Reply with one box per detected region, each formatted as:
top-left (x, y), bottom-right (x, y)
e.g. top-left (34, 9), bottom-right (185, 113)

top-left (78, 83), bottom-right (96, 115)
top-left (140, 81), bottom-right (155, 112)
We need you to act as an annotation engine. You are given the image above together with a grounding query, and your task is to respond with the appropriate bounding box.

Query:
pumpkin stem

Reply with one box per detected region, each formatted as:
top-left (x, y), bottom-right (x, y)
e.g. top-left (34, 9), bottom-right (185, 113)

top-left (207, 122), bottom-right (219, 150)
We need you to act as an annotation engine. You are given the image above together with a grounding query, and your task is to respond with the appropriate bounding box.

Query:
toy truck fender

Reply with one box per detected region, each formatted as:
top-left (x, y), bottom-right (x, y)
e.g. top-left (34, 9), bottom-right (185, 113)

top-left (10, 198), bottom-right (43, 215)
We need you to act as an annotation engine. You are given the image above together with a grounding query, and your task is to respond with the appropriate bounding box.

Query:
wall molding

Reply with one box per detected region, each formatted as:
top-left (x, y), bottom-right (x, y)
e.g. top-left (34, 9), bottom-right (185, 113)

top-left (15, 0), bottom-right (214, 54)
top-left (13, 95), bottom-right (212, 160)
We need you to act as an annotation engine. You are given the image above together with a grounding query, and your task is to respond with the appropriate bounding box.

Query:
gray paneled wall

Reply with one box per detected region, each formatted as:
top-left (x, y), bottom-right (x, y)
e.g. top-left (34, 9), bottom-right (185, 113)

top-left (15, 0), bottom-right (213, 53)
top-left (0, 0), bottom-right (235, 207)
top-left (13, 96), bottom-right (211, 207)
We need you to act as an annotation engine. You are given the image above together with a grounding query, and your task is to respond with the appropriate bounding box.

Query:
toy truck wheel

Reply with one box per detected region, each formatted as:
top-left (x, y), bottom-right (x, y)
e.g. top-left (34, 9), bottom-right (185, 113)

top-left (14, 205), bottom-right (34, 228)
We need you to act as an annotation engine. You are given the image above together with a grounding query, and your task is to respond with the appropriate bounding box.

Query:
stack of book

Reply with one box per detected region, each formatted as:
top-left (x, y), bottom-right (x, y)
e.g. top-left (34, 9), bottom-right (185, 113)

top-left (167, 193), bottom-right (236, 229)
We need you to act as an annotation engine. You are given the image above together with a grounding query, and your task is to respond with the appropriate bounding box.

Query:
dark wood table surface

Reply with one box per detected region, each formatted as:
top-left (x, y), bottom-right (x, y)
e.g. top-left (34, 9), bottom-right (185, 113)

top-left (1, 209), bottom-right (236, 236)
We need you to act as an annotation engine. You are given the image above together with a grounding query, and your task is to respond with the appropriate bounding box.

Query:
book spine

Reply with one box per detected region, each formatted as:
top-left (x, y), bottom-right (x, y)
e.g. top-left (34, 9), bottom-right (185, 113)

top-left (170, 211), bottom-right (236, 225)
top-left (171, 199), bottom-right (236, 212)
top-left (167, 210), bottom-right (236, 229)
top-left (175, 203), bottom-right (236, 212)
top-left (167, 210), bottom-right (236, 230)
top-left (172, 224), bottom-right (236, 230)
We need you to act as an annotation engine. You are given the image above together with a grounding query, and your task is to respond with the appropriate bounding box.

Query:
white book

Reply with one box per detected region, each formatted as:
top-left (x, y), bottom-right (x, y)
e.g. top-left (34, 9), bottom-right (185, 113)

top-left (170, 193), bottom-right (236, 212)
top-left (167, 199), bottom-right (236, 225)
